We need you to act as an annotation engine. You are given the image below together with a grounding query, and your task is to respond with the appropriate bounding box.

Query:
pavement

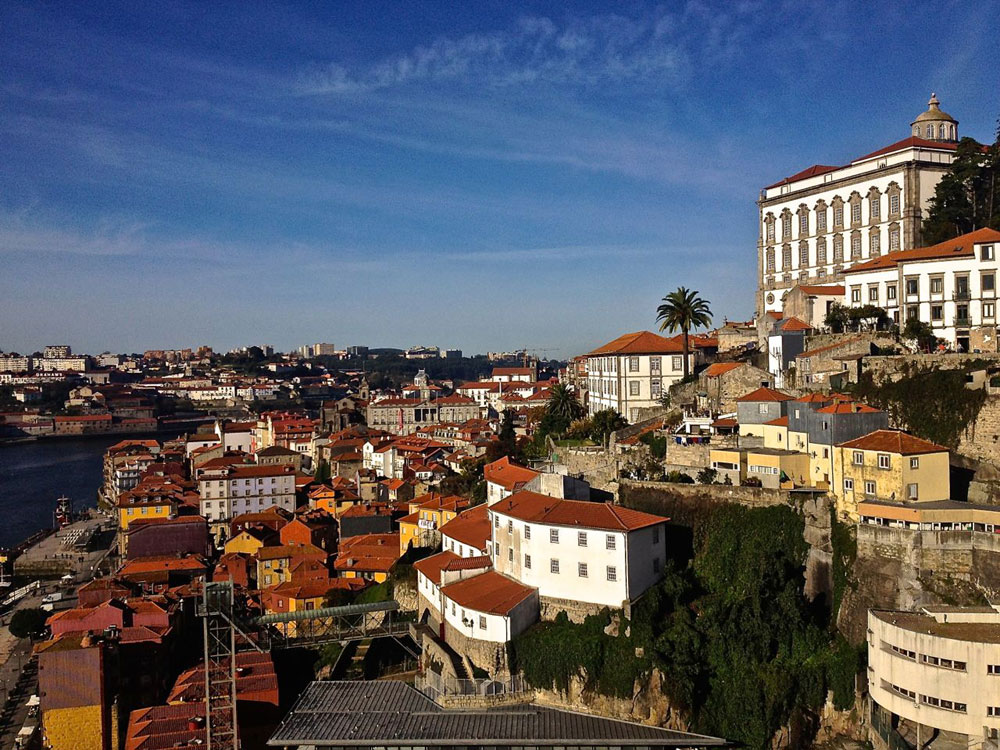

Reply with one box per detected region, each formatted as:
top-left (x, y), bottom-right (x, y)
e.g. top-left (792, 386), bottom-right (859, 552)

top-left (13, 514), bottom-right (117, 582)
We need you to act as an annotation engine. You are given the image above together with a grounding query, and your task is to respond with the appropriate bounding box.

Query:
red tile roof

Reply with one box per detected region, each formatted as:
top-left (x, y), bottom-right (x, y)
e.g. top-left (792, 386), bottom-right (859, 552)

top-left (854, 135), bottom-right (958, 162)
top-left (491, 491), bottom-right (667, 532)
top-left (797, 284), bottom-right (845, 296)
top-left (439, 504), bottom-right (491, 550)
top-left (845, 228), bottom-right (1000, 275)
top-left (779, 317), bottom-right (813, 332)
top-left (703, 362), bottom-right (744, 378)
top-left (838, 429), bottom-right (947, 454)
top-left (588, 331), bottom-right (685, 356)
top-left (764, 416), bottom-right (789, 426)
top-left (440, 570), bottom-right (535, 616)
top-left (483, 456), bottom-right (539, 491)
top-left (795, 392), bottom-right (835, 403)
top-left (816, 402), bottom-right (882, 414)
top-left (764, 164), bottom-right (840, 190)
top-left (736, 386), bottom-right (794, 403)
top-left (413, 550), bottom-right (461, 582)
top-left (711, 417), bottom-right (738, 429)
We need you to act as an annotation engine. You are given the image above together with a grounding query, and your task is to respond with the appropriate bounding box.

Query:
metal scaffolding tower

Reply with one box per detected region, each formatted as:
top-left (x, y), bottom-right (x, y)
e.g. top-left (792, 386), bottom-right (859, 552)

top-left (199, 581), bottom-right (240, 750)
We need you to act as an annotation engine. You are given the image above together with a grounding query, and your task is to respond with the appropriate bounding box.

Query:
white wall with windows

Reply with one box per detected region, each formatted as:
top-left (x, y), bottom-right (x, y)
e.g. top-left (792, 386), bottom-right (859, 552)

top-left (586, 352), bottom-right (693, 422)
top-left (842, 235), bottom-right (999, 349)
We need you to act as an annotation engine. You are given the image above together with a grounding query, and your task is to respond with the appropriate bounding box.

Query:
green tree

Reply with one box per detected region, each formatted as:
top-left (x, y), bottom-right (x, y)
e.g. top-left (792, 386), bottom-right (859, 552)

top-left (9, 608), bottom-right (48, 638)
top-left (902, 318), bottom-right (940, 352)
top-left (847, 304), bottom-right (891, 331)
top-left (922, 130), bottom-right (1000, 244)
top-left (544, 383), bottom-right (584, 432)
top-left (824, 302), bottom-right (850, 333)
top-left (656, 287), bottom-right (713, 379)
top-left (589, 409), bottom-right (627, 444)
top-left (313, 459), bottom-right (331, 483)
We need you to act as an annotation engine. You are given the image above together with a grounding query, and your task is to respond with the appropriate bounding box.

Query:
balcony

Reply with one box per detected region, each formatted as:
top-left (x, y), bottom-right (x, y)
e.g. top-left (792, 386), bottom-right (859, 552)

top-left (955, 317), bottom-right (972, 328)
top-left (953, 290), bottom-right (970, 301)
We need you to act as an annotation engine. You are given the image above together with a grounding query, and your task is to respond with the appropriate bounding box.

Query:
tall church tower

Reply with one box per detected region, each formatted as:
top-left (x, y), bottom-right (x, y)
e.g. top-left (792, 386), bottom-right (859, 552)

top-left (910, 93), bottom-right (959, 142)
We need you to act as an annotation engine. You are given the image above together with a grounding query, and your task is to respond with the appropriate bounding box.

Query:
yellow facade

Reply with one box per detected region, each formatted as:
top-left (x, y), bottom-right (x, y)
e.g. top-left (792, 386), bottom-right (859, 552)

top-left (257, 556), bottom-right (291, 588)
top-left (398, 521), bottom-right (419, 556)
top-left (42, 703), bottom-right (116, 750)
top-left (224, 530), bottom-right (266, 556)
top-left (833, 447), bottom-right (950, 520)
top-left (745, 450), bottom-right (810, 487)
top-left (709, 448), bottom-right (746, 481)
top-left (117, 502), bottom-right (171, 531)
top-left (761, 424), bottom-right (788, 450)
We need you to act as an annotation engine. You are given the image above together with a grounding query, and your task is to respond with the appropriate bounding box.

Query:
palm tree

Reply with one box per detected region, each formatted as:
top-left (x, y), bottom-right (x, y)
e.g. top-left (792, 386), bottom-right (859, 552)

top-left (655, 287), bottom-right (713, 379)
top-left (546, 382), bottom-right (584, 423)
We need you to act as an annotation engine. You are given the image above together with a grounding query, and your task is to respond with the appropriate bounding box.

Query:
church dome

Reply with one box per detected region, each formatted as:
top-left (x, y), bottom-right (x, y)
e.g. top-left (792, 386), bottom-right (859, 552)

top-left (911, 93), bottom-right (958, 141)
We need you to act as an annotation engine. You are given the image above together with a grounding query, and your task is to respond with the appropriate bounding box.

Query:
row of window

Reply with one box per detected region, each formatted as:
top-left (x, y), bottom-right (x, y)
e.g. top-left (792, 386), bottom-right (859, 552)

top-left (883, 639), bottom-right (977, 672)
top-left (765, 190), bottom-right (902, 243)
top-left (587, 355), bottom-right (686, 374)
top-left (588, 377), bottom-right (670, 399)
top-left (493, 517), bottom-right (629, 548)
top-left (844, 478), bottom-right (919, 499)
top-left (765, 229), bottom-right (900, 272)
top-left (852, 452), bottom-right (919, 470)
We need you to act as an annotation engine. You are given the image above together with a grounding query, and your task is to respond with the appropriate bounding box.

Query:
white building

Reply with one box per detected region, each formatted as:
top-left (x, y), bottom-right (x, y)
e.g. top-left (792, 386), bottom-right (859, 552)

top-left (842, 228), bottom-right (1000, 351)
top-left (487, 491), bottom-right (667, 612)
top-left (585, 331), bottom-right (711, 422)
top-left (0, 354), bottom-right (32, 373)
top-left (197, 464), bottom-right (297, 523)
top-left (759, 95), bottom-right (962, 316)
top-left (869, 606), bottom-right (1000, 748)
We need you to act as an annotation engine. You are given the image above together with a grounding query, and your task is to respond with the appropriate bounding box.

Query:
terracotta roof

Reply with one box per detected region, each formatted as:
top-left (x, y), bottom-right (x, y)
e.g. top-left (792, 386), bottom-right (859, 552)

top-left (483, 456), bottom-right (539, 491)
top-left (256, 543), bottom-right (326, 561)
top-left (334, 533), bottom-right (400, 573)
top-left (413, 550), bottom-right (462, 582)
top-left (439, 505), bottom-right (491, 550)
top-left (764, 416), bottom-right (789, 427)
top-left (845, 228), bottom-right (1000, 274)
top-left (440, 570), bottom-right (535, 616)
top-left (444, 555), bottom-right (492, 572)
top-left (435, 394), bottom-right (476, 405)
top-left (779, 317), bottom-right (813, 332)
top-left (764, 164), bottom-right (840, 190)
top-left (797, 284), bottom-right (845, 296)
top-left (711, 417), bottom-right (738, 428)
top-left (736, 386), bottom-right (793, 402)
top-left (816, 401), bottom-right (882, 414)
top-left (491, 491), bottom-right (667, 532)
top-left (587, 331), bottom-right (685, 356)
top-left (703, 362), bottom-right (744, 378)
top-left (119, 555), bottom-right (208, 576)
top-left (854, 135), bottom-right (958, 162)
top-left (795, 392), bottom-right (835, 403)
top-left (838, 429), bottom-right (947, 454)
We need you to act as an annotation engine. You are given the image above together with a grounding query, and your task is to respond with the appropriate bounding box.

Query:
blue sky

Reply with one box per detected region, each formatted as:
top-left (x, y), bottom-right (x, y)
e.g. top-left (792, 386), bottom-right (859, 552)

top-left (1, 1), bottom-right (998, 358)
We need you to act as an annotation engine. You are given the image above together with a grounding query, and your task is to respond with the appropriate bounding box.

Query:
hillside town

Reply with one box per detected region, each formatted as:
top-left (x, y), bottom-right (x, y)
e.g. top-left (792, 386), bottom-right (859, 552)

top-left (3, 56), bottom-right (1000, 750)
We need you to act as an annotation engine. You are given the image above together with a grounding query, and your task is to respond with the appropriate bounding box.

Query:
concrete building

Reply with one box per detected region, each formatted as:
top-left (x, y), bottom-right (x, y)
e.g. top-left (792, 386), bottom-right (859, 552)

top-left (198, 464), bottom-right (297, 529)
top-left (759, 95), bottom-right (962, 316)
top-left (735, 386), bottom-right (795, 439)
top-left (780, 284), bottom-right (846, 330)
top-left (869, 606), bottom-right (1000, 749)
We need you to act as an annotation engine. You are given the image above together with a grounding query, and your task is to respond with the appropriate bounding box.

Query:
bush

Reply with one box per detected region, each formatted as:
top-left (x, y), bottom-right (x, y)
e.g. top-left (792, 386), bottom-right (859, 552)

top-left (9, 608), bottom-right (47, 638)
top-left (696, 467), bottom-right (718, 485)
top-left (664, 471), bottom-right (695, 484)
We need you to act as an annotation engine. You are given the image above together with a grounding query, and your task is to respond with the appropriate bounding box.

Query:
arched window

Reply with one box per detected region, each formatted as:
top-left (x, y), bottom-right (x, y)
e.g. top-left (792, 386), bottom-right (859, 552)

top-left (833, 235), bottom-right (844, 262)
top-left (765, 248), bottom-right (775, 272)
top-left (781, 209), bottom-right (792, 240)
top-left (870, 229), bottom-right (881, 257)
top-left (869, 189), bottom-right (881, 221)
top-left (926, 124), bottom-right (933, 138)
top-left (799, 241), bottom-right (809, 267)
top-left (817, 237), bottom-right (828, 265)
top-left (765, 214), bottom-right (775, 243)
top-left (889, 223), bottom-right (900, 251)
top-left (887, 182), bottom-right (901, 217)
top-left (782, 244), bottom-right (792, 270)
top-left (832, 197), bottom-right (844, 229)
top-left (849, 193), bottom-right (863, 226)
top-left (798, 205), bottom-right (809, 237)
top-left (815, 200), bottom-right (828, 233)
top-left (938, 124), bottom-right (946, 139)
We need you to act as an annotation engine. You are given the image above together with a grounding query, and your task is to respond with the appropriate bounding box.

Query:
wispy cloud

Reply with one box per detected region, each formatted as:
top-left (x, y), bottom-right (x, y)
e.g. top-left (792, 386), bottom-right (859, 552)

top-left (297, 13), bottom-right (691, 95)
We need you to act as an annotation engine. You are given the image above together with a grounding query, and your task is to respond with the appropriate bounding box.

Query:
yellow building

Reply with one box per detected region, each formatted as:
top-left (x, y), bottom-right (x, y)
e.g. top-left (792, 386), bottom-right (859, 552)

top-left (397, 493), bottom-right (469, 556)
top-left (744, 448), bottom-right (811, 489)
top-left (833, 429), bottom-right (950, 520)
top-left (117, 498), bottom-right (174, 531)
top-left (255, 543), bottom-right (327, 588)
top-left (709, 447), bottom-right (746, 484)
top-left (224, 528), bottom-right (271, 556)
top-left (761, 416), bottom-right (789, 450)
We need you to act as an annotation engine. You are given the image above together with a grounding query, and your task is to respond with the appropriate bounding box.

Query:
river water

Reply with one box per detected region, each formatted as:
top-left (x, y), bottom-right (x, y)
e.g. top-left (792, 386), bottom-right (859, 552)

top-left (0, 437), bottom-right (122, 548)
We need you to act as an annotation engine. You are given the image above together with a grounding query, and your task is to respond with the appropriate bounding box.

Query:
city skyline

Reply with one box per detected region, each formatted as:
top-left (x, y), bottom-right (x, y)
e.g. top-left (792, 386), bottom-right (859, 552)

top-left (2, 1), bottom-right (999, 357)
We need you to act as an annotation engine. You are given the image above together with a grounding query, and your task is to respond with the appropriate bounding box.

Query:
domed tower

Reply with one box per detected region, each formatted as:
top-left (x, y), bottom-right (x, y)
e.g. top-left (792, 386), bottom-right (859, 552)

top-left (911, 93), bottom-right (958, 142)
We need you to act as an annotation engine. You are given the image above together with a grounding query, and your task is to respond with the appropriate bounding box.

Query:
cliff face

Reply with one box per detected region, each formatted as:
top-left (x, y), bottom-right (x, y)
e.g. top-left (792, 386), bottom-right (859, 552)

top-left (531, 669), bottom-right (689, 732)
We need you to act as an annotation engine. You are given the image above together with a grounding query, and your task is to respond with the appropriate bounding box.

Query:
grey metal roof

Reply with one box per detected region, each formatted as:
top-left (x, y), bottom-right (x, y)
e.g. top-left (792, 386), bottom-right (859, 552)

top-left (255, 600), bottom-right (398, 624)
top-left (268, 681), bottom-right (729, 747)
